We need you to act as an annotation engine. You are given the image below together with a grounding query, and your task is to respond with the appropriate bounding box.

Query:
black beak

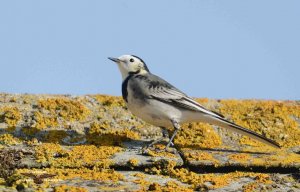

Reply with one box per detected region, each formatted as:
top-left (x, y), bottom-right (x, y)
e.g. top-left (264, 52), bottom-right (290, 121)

top-left (108, 57), bottom-right (120, 63)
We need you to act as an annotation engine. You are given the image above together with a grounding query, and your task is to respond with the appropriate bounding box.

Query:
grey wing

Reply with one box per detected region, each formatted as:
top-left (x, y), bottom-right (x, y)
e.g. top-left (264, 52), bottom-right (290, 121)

top-left (140, 74), bottom-right (223, 117)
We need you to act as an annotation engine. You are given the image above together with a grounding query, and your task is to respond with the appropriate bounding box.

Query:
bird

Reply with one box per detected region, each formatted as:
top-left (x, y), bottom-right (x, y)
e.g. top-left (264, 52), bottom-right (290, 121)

top-left (108, 55), bottom-right (280, 149)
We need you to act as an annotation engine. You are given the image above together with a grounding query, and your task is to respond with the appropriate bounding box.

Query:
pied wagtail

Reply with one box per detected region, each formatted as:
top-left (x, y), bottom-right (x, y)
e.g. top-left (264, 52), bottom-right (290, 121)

top-left (108, 55), bottom-right (280, 149)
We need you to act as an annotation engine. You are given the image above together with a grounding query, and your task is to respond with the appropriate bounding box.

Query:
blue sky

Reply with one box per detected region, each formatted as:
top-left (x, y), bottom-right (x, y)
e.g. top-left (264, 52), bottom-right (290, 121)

top-left (0, 1), bottom-right (299, 100)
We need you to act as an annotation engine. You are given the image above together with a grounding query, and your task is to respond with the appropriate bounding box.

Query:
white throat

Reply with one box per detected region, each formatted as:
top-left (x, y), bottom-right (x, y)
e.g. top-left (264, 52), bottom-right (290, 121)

top-left (118, 64), bottom-right (130, 80)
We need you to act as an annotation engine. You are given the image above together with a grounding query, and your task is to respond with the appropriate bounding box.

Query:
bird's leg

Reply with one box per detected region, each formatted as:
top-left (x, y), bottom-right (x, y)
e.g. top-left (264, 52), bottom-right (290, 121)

top-left (162, 128), bottom-right (174, 147)
top-left (166, 119), bottom-right (180, 149)
top-left (146, 138), bottom-right (163, 148)
top-left (142, 124), bottom-right (179, 155)
top-left (146, 127), bottom-right (169, 148)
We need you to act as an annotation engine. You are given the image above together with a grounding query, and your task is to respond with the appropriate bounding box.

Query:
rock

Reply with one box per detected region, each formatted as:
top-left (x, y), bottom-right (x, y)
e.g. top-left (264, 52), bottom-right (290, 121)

top-left (0, 93), bottom-right (299, 191)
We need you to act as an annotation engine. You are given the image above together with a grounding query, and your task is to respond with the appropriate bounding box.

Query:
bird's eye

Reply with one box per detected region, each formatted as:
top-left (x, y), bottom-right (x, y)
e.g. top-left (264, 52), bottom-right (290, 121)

top-left (130, 58), bottom-right (134, 62)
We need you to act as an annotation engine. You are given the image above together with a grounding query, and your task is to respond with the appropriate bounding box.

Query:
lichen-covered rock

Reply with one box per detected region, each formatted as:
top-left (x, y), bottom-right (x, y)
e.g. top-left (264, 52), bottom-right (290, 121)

top-left (0, 93), bottom-right (299, 191)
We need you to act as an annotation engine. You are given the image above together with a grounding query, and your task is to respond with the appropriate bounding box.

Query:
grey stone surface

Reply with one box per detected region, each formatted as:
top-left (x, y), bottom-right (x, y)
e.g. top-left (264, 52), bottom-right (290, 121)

top-left (0, 93), bottom-right (300, 191)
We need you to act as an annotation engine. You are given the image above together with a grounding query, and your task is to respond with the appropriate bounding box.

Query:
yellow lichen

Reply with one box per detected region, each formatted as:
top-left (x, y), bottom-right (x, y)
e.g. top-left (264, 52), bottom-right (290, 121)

top-left (0, 177), bottom-right (6, 185)
top-left (133, 177), bottom-right (151, 190)
top-left (132, 177), bottom-right (192, 192)
top-left (17, 167), bottom-right (124, 185)
top-left (254, 174), bottom-right (272, 184)
top-left (194, 98), bottom-right (209, 104)
top-left (145, 160), bottom-right (272, 190)
top-left (98, 185), bottom-right (128, 191)
top-left (54, 185), bottom-right (88, 192)
top-left (171, 169), bottom-right (272, 190)
top-left (42, 130), bottom-right (68, 143)
top-left (25, 138), bottom-right (40, 146)
top-left (93, 95), bottom-right (125, 107)
top-left (128, 158), bottom-right (139, 167)
top-left (242, 182), bottom-right (259, 192)
top-left (35, 143), bottom-right (122, 168)
top-left (32, 111), bottom-right (58, 129)
top-left (21, 127), bottom-right (41, 137)
top-left (50, 168), bottom-right (124, 183)
top-left (242, 174), bottom-right (272, 192)
top-left (248, 151), bottom-right (300, 168)
top-left (219, 100), bottom-right (300, 148)
top-left (183, 150), bottom-right (219, 166)
top-left (37, 98), bottom-right (91, 122)
top-left (228, 153), bottom-right (251, 165)
top-left (174, 122), bottom-right (222, 149)
top-left (0, 134), bottom-right (21, 145)
top-left (146, 181), bottom-right (193, 192)
top-left (86, 122), bottom-right (140, 146)
top-left (34, 143), bottom-right (66, 164)
top-left (145, 144), bottom-right (178, 158)
top-left (132, 172), bottom-right (146, 179)
top-left (0, 106), bottom-right (22, 128)
top-left (26, 98), bottom-right (91, 133)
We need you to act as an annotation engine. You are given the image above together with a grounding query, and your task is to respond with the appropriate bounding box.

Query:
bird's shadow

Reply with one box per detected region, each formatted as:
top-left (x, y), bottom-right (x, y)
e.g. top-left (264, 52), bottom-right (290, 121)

top-left (175, 144), bottom-right (272, 155)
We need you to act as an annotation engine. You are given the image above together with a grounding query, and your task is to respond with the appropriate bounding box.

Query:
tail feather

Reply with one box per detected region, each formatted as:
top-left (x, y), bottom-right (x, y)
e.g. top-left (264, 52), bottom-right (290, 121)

top-left (208, 115), bottom-right (281, 149)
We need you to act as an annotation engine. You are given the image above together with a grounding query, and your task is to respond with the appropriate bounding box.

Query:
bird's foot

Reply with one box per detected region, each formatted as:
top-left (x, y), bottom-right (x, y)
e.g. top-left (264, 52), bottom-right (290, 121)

top-left (145, 137), bottom-right (174, 148)
top-left (141, 143), bottom-right (177, 155)
top-left (143, 146), bottom-right (177, 155)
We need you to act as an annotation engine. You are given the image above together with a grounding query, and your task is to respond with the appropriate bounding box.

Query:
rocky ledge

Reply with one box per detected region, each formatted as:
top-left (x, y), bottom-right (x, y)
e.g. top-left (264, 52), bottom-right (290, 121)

top-left (0, 93), bottom-right (299, 191)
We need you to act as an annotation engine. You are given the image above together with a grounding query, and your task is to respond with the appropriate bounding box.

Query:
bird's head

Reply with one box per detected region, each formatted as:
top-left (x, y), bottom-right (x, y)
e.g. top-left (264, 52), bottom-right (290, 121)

top-left (108, 55), bottom-right (150, 80)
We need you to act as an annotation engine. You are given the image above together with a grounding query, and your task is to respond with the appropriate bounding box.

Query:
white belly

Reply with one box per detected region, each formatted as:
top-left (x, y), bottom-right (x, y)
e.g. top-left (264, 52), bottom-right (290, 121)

top-left (127, 101), bottom-right (209, 127)
top-left (126, 97), bottom-right (183, 128)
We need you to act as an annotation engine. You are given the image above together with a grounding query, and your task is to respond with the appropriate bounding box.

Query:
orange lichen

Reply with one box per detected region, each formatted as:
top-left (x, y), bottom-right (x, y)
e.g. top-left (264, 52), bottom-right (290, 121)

top-left (35, 143), bottom-right (122, 168)
top-left (174, 122), bottom-right (222, 149)
top-left (86, 122), bottom-right (140, 146)
top-left (219, 100), bottom-right (300, 148)
top-left (0, 106), bottom-right (22, 128)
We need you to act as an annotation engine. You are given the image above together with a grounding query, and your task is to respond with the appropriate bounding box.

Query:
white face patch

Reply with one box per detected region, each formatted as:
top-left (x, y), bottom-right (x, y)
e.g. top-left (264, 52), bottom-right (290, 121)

top-left (116, 55), bottom-right (149, 79)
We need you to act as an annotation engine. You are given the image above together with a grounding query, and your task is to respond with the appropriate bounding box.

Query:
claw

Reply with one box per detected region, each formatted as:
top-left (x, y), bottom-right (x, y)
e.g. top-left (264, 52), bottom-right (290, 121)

top-left (141, 143), bottom-right (177, 155)
top-left (141, 127), bottom-right (177, 155)
top-left (154, 146), bottom-right (177, 154)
